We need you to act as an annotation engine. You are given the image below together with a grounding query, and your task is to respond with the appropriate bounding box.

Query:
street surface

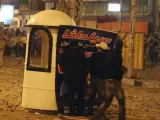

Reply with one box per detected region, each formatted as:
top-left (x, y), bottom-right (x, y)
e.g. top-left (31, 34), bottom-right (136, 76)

top-left (0, 56), bottom-right (160, 120)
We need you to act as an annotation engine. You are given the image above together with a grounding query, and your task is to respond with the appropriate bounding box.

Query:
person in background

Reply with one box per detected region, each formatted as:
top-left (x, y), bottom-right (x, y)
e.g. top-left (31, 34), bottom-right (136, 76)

top-left (10, 28), bottom-right (15, 37)
top-left (21, 31), bottom-right (27, 57)
top-left (144, 34), bottom-right (148, 60)
top-left (15, 29), bottom-right (27, 58)
top-left (31, 32), bottom-right (42, 56)
top-left (6, 34), bottom-right (18, 57)
top-left (88, 42), bottom-right (110, 116)
top-left (15, 31), bottom-right (23, 57)
top-left (59, 41), bottom-right (88, 116)
top-left (90, 39), bottom-right (126, 120)
top-left (0, 29), bottom-right (7, 56)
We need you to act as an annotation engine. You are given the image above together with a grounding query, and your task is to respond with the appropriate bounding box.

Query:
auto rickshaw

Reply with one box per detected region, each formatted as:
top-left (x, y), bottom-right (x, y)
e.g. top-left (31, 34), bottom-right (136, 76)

top-left (21, 10), bottom-right (118, 119)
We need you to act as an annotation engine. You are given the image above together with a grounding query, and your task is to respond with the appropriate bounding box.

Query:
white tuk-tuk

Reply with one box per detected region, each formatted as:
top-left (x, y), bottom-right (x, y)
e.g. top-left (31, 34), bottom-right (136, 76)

top-left (22, 10), bottom-right (118, 118)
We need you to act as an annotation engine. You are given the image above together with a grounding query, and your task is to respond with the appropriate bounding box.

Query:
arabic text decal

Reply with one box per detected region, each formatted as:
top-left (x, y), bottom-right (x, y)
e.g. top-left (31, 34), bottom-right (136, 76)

top-left (62, 29), bottom-right (112, 43)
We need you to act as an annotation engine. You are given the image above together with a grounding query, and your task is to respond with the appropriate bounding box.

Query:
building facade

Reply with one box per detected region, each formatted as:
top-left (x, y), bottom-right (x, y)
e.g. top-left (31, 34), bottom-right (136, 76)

top-left (83, 0), bottom-right (157, 33)
top-left (83, 0), bottom-right (152, 21)
top-left (0, 0), bottom-right (45, 10)
top-left (0, 0), bottom-right (158, 32)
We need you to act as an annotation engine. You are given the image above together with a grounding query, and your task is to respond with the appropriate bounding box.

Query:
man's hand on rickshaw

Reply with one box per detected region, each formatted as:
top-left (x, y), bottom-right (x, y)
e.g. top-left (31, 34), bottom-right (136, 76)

top-left (58, 64), bottom-right (64, 74)
top-left (87, 73), bottom-right (91, 85)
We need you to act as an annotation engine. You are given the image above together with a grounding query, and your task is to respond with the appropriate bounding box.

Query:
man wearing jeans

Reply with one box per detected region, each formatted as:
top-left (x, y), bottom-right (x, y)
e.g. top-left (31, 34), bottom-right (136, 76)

top-left (91, 39), bottom-right (126, 120)
top-left (88, 42), bottom-right (110, 116)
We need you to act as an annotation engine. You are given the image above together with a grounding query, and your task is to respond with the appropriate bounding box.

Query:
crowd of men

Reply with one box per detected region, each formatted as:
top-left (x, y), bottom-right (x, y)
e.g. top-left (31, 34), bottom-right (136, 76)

top-left (57, 39), bottom-right (126, 120)
top-left (0, 27), bottom-right (27, 58)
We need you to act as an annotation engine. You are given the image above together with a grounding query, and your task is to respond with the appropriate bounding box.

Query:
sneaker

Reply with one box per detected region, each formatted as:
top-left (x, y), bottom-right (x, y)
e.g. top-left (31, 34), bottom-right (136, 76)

top-left (77, 112), bottom-right (85, 116)
top-left (89, 116), bottom-right (97, 120)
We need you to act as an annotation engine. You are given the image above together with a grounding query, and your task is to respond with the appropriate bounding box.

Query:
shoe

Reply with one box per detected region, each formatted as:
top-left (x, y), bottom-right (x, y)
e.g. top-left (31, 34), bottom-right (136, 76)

top-left (89, 116), bottom-right (97, 120)
top-left (59, 111), bottom-right (64, 115)
top-left (68, 109), bottom-right (77, 116)
top-left (77, 112), bottom-right (85, 116)
top-left (67, 112), bottom-right (76, 116)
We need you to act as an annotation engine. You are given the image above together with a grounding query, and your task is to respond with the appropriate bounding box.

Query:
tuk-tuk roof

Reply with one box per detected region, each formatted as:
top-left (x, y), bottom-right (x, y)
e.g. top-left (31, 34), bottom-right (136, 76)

top-left (27, 10), bottom-right (76, 27)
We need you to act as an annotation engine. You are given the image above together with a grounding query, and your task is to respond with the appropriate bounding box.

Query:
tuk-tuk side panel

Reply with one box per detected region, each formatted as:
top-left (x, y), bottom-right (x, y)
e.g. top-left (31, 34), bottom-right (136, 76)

top-left (22, 70), bottom-right (57, 110)
top-left (22, 28), bottom-right (58, 110)
top-left (22, 10), bottom-right (76, 111)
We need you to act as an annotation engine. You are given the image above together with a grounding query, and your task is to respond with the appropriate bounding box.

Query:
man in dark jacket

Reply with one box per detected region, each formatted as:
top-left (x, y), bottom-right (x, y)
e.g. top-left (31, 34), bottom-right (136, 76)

top-left (88, 42), bottom-right (110, 115)
top-left (91, 39), bottom-right (126, 120)
top-left (59, 40), bottom-right (88, 116)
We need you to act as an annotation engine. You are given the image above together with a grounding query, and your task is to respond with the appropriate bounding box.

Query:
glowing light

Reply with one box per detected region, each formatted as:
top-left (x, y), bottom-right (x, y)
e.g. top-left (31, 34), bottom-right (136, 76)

top-left (0, 5), bottom-right (14, 24)
top-left (108, 3), bottom-right (120, 12)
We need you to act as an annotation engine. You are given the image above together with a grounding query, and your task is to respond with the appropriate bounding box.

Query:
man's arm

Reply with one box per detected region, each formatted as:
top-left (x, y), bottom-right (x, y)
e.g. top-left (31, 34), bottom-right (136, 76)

top-left (59, 53), bottom-right (67, 67)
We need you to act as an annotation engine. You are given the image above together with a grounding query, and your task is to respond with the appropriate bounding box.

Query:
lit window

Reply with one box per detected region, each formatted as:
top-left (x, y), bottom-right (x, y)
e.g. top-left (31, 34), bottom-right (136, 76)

top-left (83, 2), bottom-right (108, 16)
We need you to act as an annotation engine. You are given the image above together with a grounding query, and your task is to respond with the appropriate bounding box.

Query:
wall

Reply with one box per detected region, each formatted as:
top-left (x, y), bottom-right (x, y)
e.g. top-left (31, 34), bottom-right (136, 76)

top-left (119, 33), bottom-right (144, 69)
top-left (80, 21), bottom-right (148, 34)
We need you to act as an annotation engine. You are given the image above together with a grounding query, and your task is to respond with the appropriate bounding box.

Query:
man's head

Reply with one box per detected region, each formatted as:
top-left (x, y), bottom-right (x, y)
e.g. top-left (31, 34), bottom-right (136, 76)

top-left (96, 42), bottom-right (110, 52)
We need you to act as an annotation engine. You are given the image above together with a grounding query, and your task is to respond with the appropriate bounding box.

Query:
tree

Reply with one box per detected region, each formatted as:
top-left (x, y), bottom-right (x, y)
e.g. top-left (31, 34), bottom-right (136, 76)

top-left (57, 0), bottom-right (83, 25)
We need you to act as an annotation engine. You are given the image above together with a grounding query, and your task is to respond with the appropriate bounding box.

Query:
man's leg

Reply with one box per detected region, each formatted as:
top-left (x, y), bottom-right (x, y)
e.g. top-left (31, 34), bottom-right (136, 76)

top-left (31, 46), bottom-right (34, 56)
top-left (91, 81), bottom-right (114, 120)
top-left (3, 45), bottom-right (7, 56)
top-left (88, 83), bottom-right (97, 115)
top-left (36, 46), bottom-right (41, 56)
top-left (23, 44), bottom-right (26, 57)
top-left (7, 46), bottom-right (11, 56)
top-left (115, 81), bottom-right (126, 120)
top-left (13, 46), bottom-right (19, 57)
top-left (76, 81), bottom-right (85, 116)
top-left (56, 75), bottom-right (64, 114)
top-left (68, 80), bottom-right (76, 115)
top-left (19, 46), bottom-right (23, 57)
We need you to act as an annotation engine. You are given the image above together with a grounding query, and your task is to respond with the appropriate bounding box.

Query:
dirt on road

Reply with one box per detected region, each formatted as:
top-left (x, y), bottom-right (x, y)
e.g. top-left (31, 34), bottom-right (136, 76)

top-left (0, 57), bottom-right (160, 120)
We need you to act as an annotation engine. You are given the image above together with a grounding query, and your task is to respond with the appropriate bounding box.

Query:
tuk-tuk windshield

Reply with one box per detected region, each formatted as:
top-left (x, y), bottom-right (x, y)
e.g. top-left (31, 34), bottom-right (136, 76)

top-left (27, 27), bottom-right (53, 72)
